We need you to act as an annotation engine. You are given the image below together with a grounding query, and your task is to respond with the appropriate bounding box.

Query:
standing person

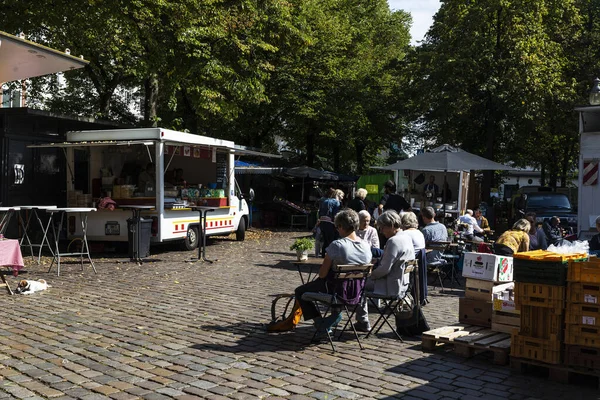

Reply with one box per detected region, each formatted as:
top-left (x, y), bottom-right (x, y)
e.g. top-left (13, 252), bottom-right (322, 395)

top-left (400, 212), bottom-right (425, 252)
top-left (589, 216), bottom-right (600, 254)
top-left (348, 188), bottom-right (367, 213)
top-left (378, 180), bottom-right (410, 215)
top-left (423, 175), bottom-right (439, 204)
top-left (421, 206), bottom-right (449, 265)
top-left (525, 213), bottom-right (547, 251)
top-left (494, 219), bottom-right (531, 256)
top-left (356, 210), bottom-right (379, 250)
top-left (295, 209), bottom-right (372, 336)
top-left (354, 210), bottom-right (415, 332)
top-left (314, 189), bottom-right (341, 257)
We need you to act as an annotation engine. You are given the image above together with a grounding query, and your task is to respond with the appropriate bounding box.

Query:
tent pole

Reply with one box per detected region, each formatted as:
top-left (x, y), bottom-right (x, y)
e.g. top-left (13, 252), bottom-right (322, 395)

top-left (443, 170), bottom-right (447, 226)
top-left (302, 176), bottom-right (305, 203)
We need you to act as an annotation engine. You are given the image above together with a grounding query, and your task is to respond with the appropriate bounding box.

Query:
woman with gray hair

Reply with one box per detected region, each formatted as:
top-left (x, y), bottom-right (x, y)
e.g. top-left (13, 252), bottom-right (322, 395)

top-left (356, 210), bottom-right (379, 249)
top-left (348, 188), bottom-right (368, 213)
top-left (354, 210), bottom-right (415, 332)
top-left (494, 218), bottom-right (531, 256)
top-left (400, 212), bottom-right (425, 252)
top-left (295, 208), bottom-right (372, 335)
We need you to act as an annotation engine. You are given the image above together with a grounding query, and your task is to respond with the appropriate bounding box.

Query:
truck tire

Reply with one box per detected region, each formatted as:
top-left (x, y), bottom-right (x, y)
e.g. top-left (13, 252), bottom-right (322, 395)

top-left (183, 226), bottom-right (199, 250)
top-left (236, 218), bottom-right (246, 241)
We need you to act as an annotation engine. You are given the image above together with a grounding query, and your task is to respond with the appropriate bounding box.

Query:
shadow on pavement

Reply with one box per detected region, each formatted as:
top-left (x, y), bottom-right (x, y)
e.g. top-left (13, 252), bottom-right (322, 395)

top-left (191, 322), bottom-right (317, 353)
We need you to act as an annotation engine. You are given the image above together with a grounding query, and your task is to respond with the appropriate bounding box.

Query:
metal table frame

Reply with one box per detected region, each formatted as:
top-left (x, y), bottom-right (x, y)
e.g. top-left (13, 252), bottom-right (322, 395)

top-left (119, 205), bottom-right (155, 264)
top-left (190, 206), bottom-right (215, 262)
top-left (0, 207), bottom-right (20, 236)
top-left (17, 205), bottom-right (57, 264)
top-left (47, 207), bottom-right (97, 276)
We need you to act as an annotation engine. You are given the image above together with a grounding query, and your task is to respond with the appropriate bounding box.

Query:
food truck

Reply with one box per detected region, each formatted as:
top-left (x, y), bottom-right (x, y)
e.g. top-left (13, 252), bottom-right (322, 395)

top-left (31, 127), bottom-right (267, 249)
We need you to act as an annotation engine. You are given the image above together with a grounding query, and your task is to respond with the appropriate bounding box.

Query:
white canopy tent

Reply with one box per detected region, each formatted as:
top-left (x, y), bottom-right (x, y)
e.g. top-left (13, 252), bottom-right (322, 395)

top-left (0, 30), bottom-right (88, 83)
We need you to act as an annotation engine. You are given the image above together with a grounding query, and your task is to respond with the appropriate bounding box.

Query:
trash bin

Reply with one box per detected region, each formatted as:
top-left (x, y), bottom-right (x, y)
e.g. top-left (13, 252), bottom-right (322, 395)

top-left (127, 217), bottom-right (152, 259)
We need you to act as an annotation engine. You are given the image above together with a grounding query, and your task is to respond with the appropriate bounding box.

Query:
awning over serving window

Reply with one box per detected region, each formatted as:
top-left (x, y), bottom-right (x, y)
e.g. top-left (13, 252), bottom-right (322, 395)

top-left (0, 30), bottom-right (88, 83)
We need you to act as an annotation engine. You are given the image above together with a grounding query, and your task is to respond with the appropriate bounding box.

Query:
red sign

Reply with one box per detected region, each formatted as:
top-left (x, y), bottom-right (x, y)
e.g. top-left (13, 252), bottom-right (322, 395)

top-left (584, 160), bottom-right (598, 186)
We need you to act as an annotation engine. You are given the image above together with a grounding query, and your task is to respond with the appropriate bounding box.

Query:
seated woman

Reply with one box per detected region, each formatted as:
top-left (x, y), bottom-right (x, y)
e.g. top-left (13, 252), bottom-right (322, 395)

top-left (356, 210), bottom-right (379, 250)
top-left (400, 212), bottom-right (425, 252)
top-left (526, 214), bottom-right (547, 251)
top-left (494, 219), bottom-right (531, 256)
top-left (354, 210), bottom-right (415, 332)
top-left (295, 209), bottom-right (372, 335)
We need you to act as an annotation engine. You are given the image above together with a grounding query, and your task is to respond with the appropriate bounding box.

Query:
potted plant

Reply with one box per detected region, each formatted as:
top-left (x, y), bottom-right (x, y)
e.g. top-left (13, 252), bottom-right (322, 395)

top-left (290, 237), bottom-right (314, 261)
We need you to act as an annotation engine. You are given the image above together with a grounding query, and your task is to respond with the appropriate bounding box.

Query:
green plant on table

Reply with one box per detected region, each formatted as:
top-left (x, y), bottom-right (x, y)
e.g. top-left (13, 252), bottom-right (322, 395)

top-left (290, 237), bottom-right (315, 252)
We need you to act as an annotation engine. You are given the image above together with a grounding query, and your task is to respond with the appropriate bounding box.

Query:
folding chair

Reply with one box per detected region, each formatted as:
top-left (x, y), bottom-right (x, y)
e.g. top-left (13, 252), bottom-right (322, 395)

top-left (425, 241), bottom-right (451, 292)
top-left (301, 264), bottom-right (372, 352)
top-left (364, 259), bottom-right (418, 341)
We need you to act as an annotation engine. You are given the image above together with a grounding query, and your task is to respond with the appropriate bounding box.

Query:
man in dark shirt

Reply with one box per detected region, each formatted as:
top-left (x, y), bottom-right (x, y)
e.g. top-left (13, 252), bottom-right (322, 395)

top-left (590, 216), bottom-right (600, 253)
top-left (543, 216), bottom-right (564, 246)
top-left (379, 180), bottom-right (410, 214)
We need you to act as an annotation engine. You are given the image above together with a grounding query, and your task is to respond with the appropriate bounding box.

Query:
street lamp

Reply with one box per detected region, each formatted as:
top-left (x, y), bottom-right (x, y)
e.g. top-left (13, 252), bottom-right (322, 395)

top-left (590, 77), bottom-right (600, 105)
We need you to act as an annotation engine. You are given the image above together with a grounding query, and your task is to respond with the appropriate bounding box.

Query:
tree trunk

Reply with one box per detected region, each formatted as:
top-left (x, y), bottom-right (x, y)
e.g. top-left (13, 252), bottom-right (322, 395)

top-left (333, 144), bottom-right (340, 173)
top-left (540, 164), bottom-right (546, 187)
top-left (144, 75), bottom-right (159, 128)
top-left (356, 142), bottom-right (366, 174)
top-left (306, 123), bottom-right (315, 167)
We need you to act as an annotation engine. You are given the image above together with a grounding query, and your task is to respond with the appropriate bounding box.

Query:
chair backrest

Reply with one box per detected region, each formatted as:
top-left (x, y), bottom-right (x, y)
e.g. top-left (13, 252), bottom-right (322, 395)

top-left (333, 264), bottom-right (373, 280)
top-left (330, 264), bottom-right (373, 305)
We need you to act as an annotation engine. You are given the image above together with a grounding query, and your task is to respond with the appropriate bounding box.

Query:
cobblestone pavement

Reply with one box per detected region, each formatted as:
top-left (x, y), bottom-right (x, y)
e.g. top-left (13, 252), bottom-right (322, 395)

top-left (0, 230), bottom-right (597, 400)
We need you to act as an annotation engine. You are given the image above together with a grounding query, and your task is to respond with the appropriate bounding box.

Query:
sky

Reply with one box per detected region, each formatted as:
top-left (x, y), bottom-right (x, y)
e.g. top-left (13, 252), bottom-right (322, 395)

top-left (387, 0), bottom-right (442, 45)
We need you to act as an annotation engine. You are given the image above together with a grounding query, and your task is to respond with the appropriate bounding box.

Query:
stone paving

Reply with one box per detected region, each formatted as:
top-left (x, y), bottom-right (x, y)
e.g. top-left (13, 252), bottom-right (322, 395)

top-left (0, 229), bottom-right (597, 400)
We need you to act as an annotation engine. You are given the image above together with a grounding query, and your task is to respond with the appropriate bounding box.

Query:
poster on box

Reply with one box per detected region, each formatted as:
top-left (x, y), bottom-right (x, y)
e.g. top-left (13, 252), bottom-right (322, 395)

top-left (462, 252), bottom-right (513, 282)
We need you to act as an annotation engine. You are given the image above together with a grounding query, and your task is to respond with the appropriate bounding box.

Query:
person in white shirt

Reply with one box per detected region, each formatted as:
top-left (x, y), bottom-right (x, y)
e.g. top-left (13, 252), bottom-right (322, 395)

top-left (458, 209), bottom-right (483, 241)
top-left (356, 210), bottom-right (380, 249)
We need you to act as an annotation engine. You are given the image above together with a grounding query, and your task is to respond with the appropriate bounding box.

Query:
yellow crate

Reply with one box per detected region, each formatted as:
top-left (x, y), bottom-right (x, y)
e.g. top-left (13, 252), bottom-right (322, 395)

top-left (511, 333), bottom-right (563, 364)
top-left (565, 324), bottom-right (600, 349)
top-left (568, 259), bottom-right (600, 283)
top-left (514, 282), bottom-right (566, 312)
top-left (513, 250), bottom-right (587, 262)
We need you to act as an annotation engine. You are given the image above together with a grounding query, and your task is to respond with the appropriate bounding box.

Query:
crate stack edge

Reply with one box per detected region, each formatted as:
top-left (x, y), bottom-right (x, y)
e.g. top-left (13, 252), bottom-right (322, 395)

top-left (565, 258), bottom-right (600, 371)
top-left (460, 252), bottom-right (515, 329)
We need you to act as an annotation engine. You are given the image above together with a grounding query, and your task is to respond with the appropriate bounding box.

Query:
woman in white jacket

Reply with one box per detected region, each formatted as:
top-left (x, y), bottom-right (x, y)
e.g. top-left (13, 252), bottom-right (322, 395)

top-left (354, 210), bottom-right (415, 332)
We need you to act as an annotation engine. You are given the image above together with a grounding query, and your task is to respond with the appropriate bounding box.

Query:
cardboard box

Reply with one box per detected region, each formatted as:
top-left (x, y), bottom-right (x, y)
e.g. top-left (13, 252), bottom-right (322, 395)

top-left (459, 297), bottom-right (493, 327)
top-left (462, 252), bottom-right (513, 282)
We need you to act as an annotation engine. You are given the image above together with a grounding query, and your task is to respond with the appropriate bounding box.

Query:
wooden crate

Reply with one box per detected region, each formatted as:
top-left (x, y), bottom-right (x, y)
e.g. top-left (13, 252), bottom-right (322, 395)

top-left (519, 305), bottom-right (564, 340)
top-left (511, 333), bottom-right (563, 364)
top-left (511, 357), bottom-right (600, 390)
top-left (421, 324), bottom-right (511, 365)
top-left (566, 303), bottom-right (600, 327)
top-left (568, 282), bottom-right (600, 305)
top-left (565, 324), bottom-right (600, 349)
top-left (458, 297), bottom-right (492, 327)
top-left (515, 282), bottom-right (565, 312)
top-left (492, 310), bottom-right (520, 334)
top-left (568, 259), bottom-right (600, 283)
top-left (566, 345), bottom-right (600, 372)
top-left (465, 278), bottom-right (496, 301)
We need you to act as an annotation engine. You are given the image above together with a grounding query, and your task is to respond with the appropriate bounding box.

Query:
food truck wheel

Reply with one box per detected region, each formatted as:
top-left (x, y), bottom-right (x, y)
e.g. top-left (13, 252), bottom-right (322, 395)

top-left (236, 217), bottom-right (246, 241)
top-left (184, 226), bottom-right (200, 250)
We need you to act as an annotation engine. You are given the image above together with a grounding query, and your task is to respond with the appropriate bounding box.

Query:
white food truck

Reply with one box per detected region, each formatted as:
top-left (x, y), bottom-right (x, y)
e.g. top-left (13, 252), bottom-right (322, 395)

top-left (31, 127), bottom-right (270, 249)
top-left (575, 105), bottom-right (600, 240)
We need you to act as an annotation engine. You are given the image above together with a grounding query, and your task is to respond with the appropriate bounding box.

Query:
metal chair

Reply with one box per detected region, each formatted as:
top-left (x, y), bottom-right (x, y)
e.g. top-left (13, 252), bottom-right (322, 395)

top-left (364, 259), bottom-right (418, 341)
top-left (301, 264), bottom-right (372, 352)
top-left (425, 241), bottom-right (451, 292)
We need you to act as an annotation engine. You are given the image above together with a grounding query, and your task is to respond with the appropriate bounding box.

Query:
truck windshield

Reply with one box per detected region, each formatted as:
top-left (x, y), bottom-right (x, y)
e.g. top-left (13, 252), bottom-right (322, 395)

top-left (526, 195), bottom-right (571, 210)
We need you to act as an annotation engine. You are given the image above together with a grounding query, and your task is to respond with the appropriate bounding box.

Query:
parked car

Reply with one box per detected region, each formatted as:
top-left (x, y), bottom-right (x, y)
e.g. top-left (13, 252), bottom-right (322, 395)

top-left (515, 192), bottom-right (577, 231)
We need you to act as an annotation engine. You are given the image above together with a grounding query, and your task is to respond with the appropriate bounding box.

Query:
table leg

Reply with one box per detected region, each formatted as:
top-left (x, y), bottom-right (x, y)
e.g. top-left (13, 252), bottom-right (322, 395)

top-left (39, 211), bottom-right (55, 263)
top-left (18, 210), bottom-right (35, 262)
top-left (0, 269), bottom-right (14, 295)
top-left (80, 212), bottom-right (96, 273)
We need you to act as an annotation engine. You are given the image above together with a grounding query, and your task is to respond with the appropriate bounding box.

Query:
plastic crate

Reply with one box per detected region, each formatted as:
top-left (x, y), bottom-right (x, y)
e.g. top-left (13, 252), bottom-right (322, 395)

top-left (513, 251), bottom-right (588, 262)
top-left (567, 282), bottom-right (600, 305)
top-left (568, 259), bottom-right (600, 283)
top-left (565, 324), bottom-right (600, 348)
top-left (519, 305), bottom-right (564, 340)
top-left (511, 333), bottom-right (563, 364)
top-left (565, 345), bottom-right (600, 371)
top-left (514, 282), bottom-right (566, 312)
top-left (566, 303), bottom-right (600, 327)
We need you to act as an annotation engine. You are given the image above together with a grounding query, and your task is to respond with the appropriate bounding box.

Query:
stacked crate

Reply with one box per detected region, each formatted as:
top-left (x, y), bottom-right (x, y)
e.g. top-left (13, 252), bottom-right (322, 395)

top-left (460, 252), bottom-right (514, 328)
top-left (511, 251), bottom-right (587, 365)
top-left (565, 258), bottom-right (600, 371)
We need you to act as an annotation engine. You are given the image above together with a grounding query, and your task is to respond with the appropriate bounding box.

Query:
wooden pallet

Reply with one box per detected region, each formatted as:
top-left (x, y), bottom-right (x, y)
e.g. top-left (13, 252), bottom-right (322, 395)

top-left (421, 324), bottom-right (511, 365)
top-left (511, 357), bottom-right (600, 390)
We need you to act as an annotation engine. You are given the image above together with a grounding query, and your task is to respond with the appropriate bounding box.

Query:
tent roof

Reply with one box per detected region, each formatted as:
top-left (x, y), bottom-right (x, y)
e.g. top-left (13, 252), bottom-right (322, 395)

top-left (284, 166), bottom-right (357, 182)
top-left (376, 144), bottom-right (515, 172)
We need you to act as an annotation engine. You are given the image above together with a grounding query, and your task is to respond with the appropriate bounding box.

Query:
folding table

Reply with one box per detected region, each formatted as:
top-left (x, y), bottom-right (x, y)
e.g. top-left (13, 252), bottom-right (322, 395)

top-left (189, 206), bottom-right (215, 262)
top-left (0, 239), bottom-right (24, 295)
top-left (17, 205), bottom-right (57, 263)
top-left (46, 207), bottom-right (97, 276)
